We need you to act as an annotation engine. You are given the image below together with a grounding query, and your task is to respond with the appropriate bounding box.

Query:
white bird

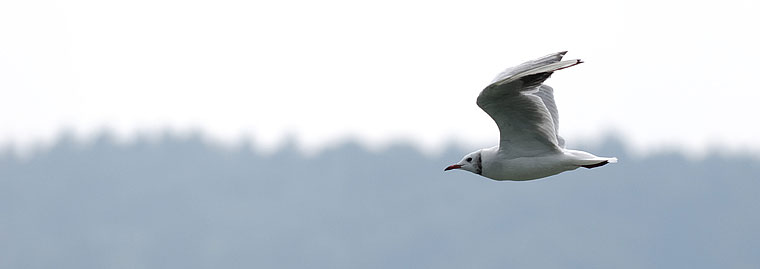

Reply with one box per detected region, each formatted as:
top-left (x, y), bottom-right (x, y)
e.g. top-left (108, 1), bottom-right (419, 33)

top-left (444, 51), bottom-right (617, 181)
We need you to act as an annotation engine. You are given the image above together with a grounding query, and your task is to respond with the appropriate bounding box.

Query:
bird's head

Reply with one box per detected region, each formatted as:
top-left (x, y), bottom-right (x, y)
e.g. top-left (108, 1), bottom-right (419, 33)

top-left (444, 150), bottom-right (482, 175)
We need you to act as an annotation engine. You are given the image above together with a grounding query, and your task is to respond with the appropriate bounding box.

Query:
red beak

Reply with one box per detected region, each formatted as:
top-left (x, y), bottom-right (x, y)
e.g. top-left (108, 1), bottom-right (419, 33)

top-left (444, 164), bottom-right (462, 171)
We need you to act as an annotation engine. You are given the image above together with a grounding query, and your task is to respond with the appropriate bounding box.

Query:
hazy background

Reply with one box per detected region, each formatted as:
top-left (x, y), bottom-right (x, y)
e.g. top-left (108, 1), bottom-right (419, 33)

top-left (2, 0), bottom-right (760, 268)
top-left (2, 0), bottom-right (759, 156)
top-left (1, 134), bottom-right (759, 268)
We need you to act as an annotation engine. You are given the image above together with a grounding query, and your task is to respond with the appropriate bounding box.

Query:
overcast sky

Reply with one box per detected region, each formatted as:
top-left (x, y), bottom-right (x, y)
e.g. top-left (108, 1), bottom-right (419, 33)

top-left (1, 0), bottom-right (758, 156)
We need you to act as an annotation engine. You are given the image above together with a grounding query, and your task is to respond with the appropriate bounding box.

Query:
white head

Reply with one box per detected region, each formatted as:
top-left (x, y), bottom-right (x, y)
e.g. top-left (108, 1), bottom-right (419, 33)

top-left (444, 150), bottom-right (482, 175)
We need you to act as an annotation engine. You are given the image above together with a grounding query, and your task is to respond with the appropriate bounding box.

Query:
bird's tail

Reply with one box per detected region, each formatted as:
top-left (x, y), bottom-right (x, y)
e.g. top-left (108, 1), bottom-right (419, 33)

top-left (564, 149), bottom-right (617, 169)
top-left (580, 157), bottom-right (617, 169)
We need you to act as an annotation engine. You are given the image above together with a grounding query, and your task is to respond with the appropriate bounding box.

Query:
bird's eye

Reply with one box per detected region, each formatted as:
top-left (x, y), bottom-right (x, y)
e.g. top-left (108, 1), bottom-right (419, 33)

top-left (466, 157), bottom-right (473, 162)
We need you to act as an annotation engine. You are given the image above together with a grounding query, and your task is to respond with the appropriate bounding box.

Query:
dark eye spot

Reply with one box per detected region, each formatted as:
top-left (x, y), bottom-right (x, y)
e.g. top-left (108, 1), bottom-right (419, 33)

top-left (466, 157), bottom-right (472, 162)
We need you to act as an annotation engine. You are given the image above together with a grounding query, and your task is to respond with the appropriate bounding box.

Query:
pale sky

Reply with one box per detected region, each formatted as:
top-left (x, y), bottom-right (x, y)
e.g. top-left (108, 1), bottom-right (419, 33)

top-left (1, 0), bottom-right (758, 156)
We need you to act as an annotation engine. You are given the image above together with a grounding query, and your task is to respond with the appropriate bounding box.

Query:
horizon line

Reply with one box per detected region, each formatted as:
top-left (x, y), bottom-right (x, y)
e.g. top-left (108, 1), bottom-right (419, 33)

top-left (1, 127), bottom-right (758, 161)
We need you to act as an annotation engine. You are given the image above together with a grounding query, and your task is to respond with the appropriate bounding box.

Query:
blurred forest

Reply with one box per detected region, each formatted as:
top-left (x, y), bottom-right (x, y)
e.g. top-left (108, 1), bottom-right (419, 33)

top-left (1, 133), bottom-right (758, 268)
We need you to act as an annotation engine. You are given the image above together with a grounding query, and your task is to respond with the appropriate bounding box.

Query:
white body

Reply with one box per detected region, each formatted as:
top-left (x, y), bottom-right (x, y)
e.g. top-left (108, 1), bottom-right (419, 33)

top-left (445, 51), bottom-right (617, 181)
top-left (479, 146), bottom-right (616, 181)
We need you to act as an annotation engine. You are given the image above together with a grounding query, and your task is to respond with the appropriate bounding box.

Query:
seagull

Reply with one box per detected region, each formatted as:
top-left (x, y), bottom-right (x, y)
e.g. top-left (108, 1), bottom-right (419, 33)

top-left (444, 51), bottom-right (617, 181)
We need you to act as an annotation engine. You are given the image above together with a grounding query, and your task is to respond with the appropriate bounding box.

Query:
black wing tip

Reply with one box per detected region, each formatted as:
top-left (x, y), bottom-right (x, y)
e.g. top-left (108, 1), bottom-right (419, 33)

top-left (552, 59), bottom-right (584, 72)
top-left (554, 51), bottom-right (569, 61)
top-left (542, 51), bottom-right (567, 61)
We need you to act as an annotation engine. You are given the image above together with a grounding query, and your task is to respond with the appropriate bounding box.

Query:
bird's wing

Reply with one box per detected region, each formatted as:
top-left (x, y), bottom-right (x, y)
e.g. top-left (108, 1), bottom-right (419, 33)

top-left (535, 85), bottom-right (565, 148)
top-left (490, 51), bottom-right (568, 84)
top-left (477, 52), bottom-right (581, 157)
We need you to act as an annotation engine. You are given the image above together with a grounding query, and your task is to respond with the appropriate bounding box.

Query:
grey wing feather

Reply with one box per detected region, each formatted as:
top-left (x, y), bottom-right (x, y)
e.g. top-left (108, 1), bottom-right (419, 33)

top-left (535, 85), bottom-right (565, 148)
top-left (478, 74), bottom-right (560, 157)
top-left (477, 51), bottom-right (580, 157)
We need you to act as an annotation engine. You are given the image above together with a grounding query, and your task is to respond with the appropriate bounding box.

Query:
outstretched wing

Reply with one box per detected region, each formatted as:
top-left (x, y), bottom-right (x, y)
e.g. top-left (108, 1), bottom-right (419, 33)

top-left (476, 52), bottom-right (580, 157)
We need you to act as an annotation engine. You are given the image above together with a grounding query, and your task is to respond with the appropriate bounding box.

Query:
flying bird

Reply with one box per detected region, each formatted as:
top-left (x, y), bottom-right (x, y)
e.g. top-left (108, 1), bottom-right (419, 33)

top-left (444, 51), bottom-right (617, 181)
